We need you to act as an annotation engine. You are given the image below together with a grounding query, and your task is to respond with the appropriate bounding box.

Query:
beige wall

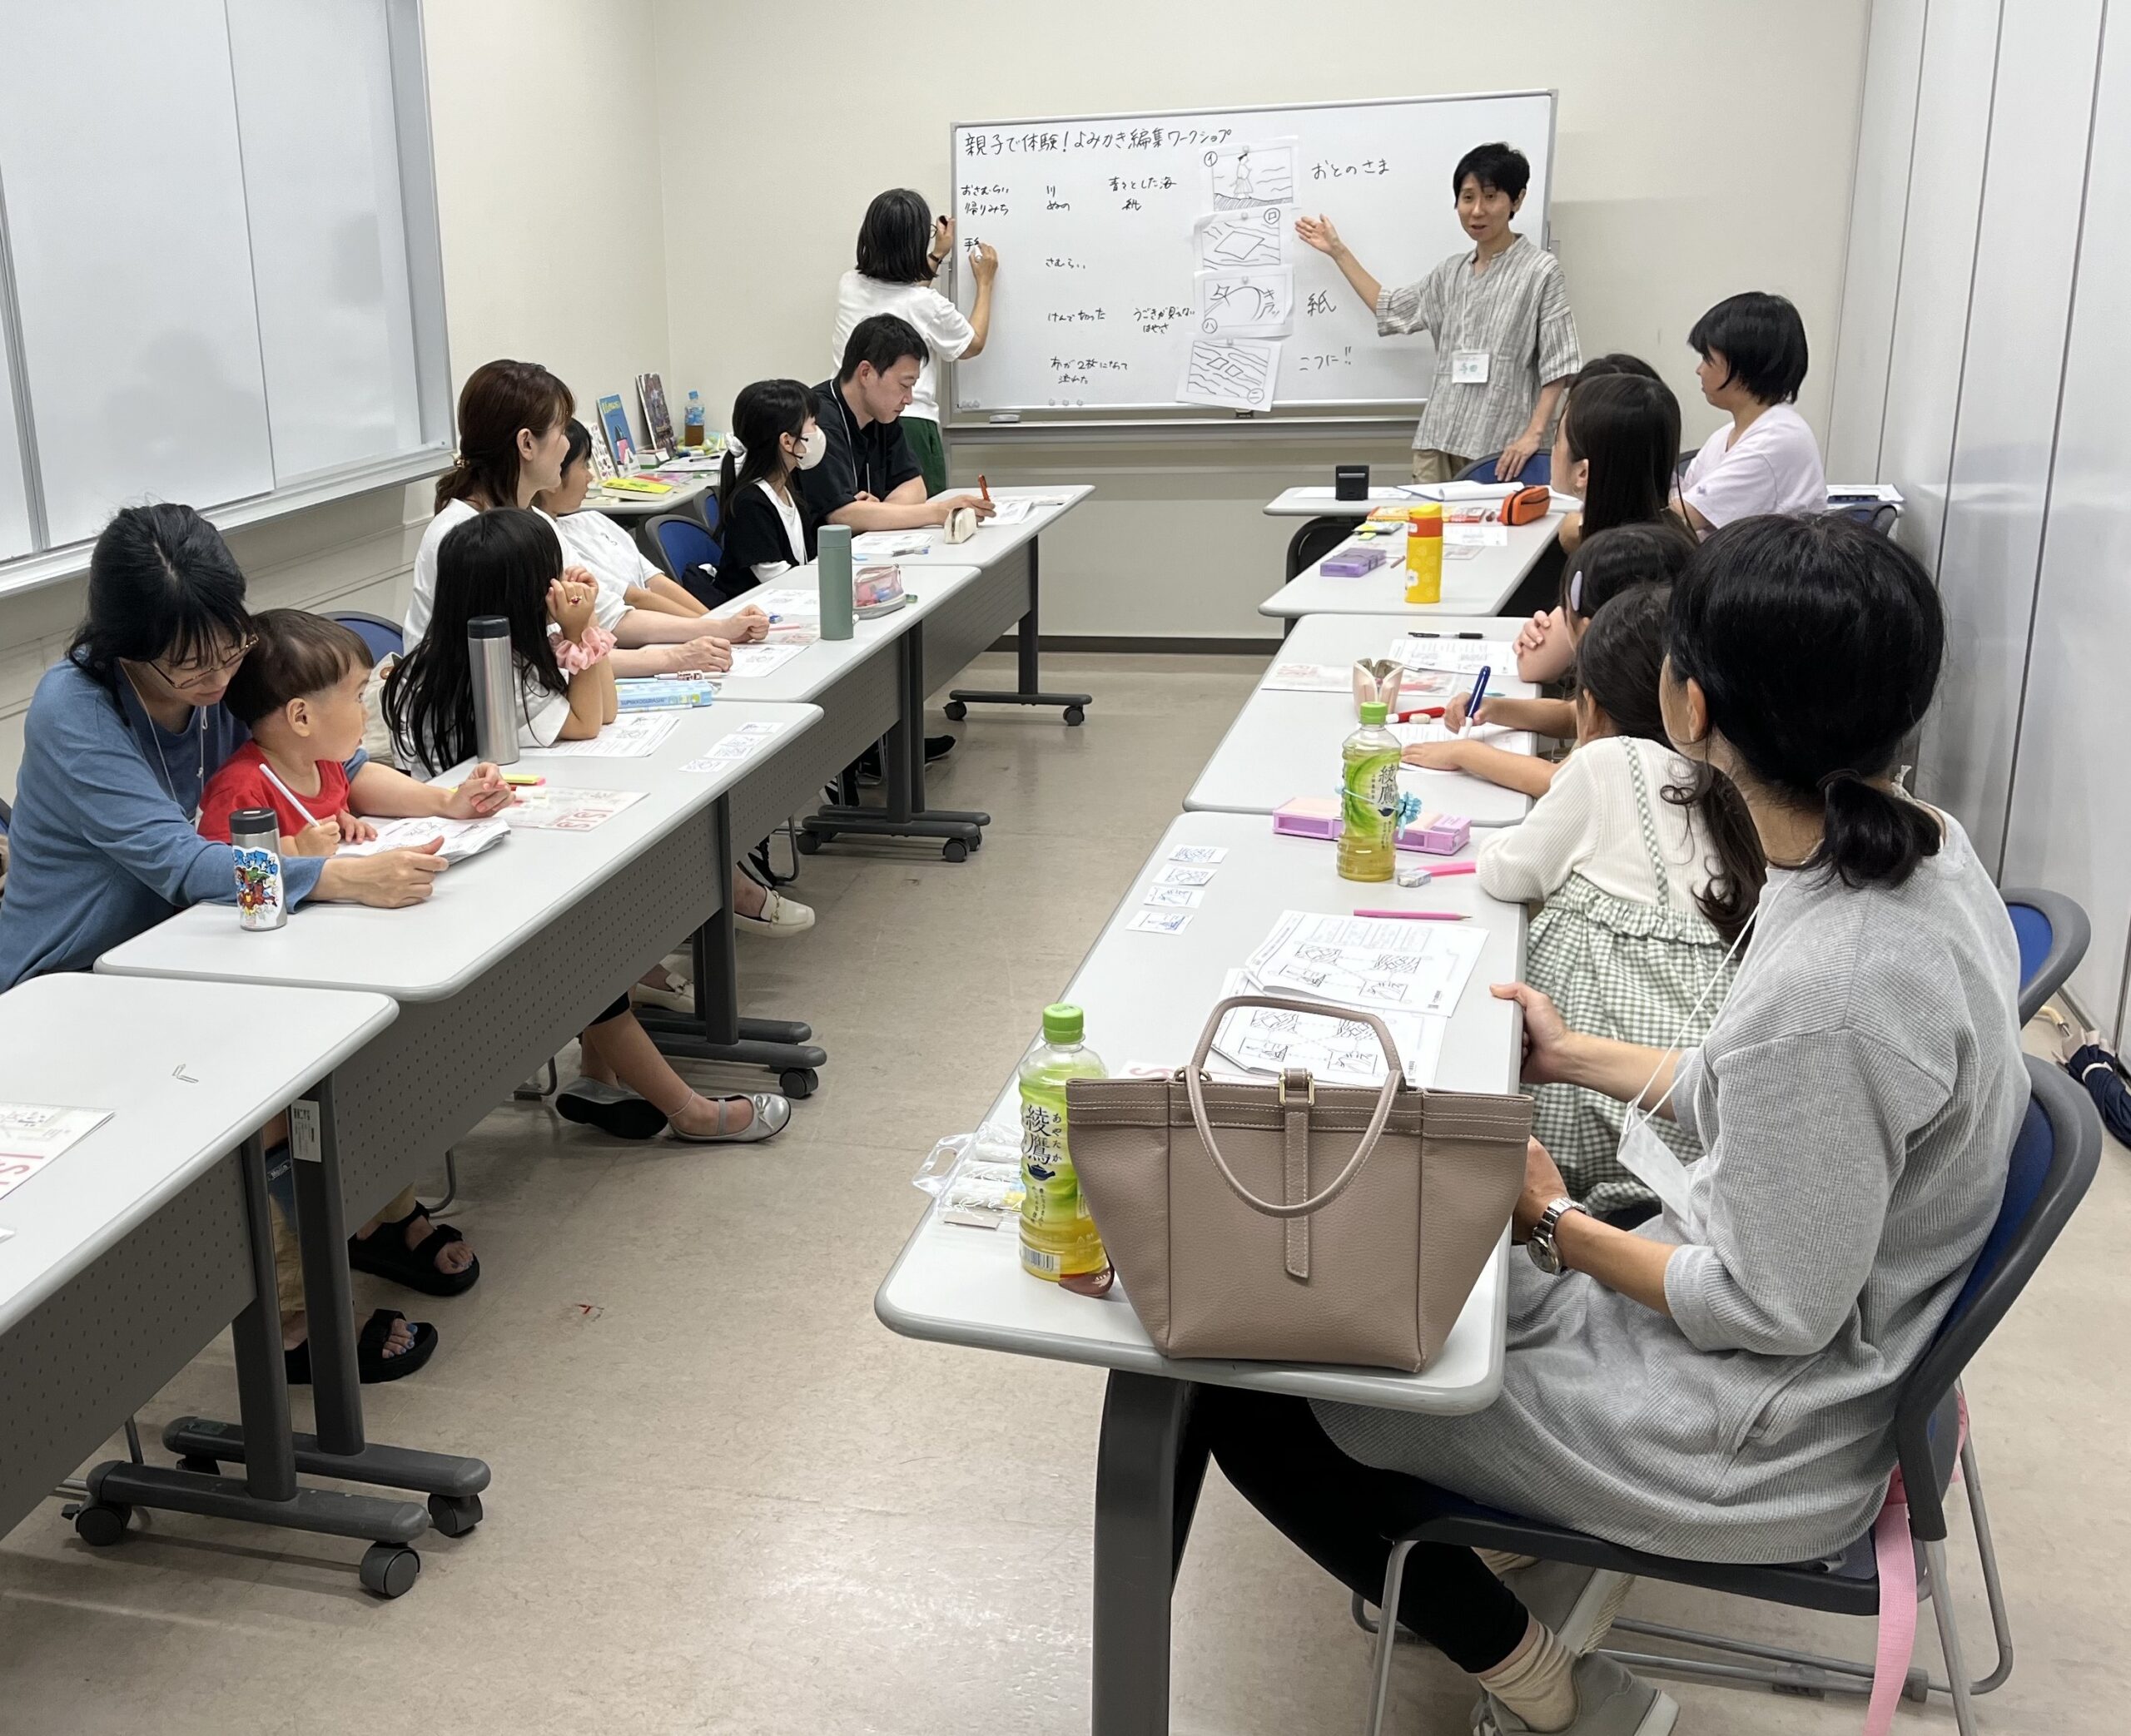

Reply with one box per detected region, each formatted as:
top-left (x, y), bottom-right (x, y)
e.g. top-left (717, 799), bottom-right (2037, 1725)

top-left (0, 0), bottom-right (668, 794)
top-left (653, 0), bottom-right (1873, 639)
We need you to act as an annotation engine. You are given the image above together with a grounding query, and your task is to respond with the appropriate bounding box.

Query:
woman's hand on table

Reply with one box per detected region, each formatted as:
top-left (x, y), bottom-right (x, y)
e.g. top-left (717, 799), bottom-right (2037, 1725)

top-left (317, 840), bottom-right (448, 907)
top-left (708, 604), bottom-right (769, 643)
top-left (444, 762), bottom-right (512, 819)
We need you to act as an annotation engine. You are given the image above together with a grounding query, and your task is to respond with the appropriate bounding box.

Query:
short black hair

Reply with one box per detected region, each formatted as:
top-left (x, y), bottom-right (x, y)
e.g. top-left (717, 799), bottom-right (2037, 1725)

top-left (224, 608), bottom-right (371, 725)
top-left (67, 503), bottom-right (252, 690)
top-left (1573, 352), bottom-right (1663, 386)
top-left (1688, 292), bottom-right (1810, 404)
top-left (838, 312), bottom-right (930, 384)
top-left (1562, 520), bottom-right (1697, 622)
top-left (856, 188), bottom-right (935, 285)
top-left (559, 417), bottom-right (594, 475)
top-left (1452, 141), bottom-right (1529, 202)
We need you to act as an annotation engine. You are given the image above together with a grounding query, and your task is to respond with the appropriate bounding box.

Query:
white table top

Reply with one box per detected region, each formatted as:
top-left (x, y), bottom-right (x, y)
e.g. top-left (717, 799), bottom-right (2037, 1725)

top-left (1188, 614), bottom-right (1541, 828)
top-left (710, 566), bottom-right (985, 704)
top-left (0, 974), bottom-right (396, 1334)
top-left (1264, 484), bottom-right (1433, 518)
top-left (880, 484), bottom-right (1092, 568)
top-left (96, 700), bottom-right (822, 1001)
top-left (875, 811), bottom-right (1524, 1416)
top-left (1261, 518), bottom-right (1560, 620)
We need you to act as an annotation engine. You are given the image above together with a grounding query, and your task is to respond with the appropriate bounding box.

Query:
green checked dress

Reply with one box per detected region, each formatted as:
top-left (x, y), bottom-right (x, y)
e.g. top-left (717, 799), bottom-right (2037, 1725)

top-left (1476, 737), bottom-right (1740, 1216)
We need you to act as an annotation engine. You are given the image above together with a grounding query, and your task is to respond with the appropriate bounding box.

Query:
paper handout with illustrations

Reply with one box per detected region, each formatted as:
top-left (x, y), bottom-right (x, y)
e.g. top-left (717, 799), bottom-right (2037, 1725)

top-left (1176, 339), bottom-right (1281, 411)
top-left (1387, 637), bottom-right (1515, 677)
top-left (1195, 209), bottom-right (1288, 270)
top-left (1195, 268), bottom-right (1294, 339)
top-left (335, 814), bottom-right (510, 862)
top-left (523, 713), bottom-right (679, 758)
top-left (1245, 910), bottom-right (1487, 1019)
top-left (1213, 970), bottom-right (1445, 1089)
top-left (1206, 138), bottom-right (1298, 210)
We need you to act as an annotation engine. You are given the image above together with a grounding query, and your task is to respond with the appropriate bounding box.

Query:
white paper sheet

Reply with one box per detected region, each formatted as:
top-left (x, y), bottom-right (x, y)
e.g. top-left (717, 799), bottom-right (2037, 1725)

top-left (1388, 720), bottom-right (1519, 749)
top-left (1212, 970), bottom-right (1446, 1089)
top-left (1127, 909), bottom-right (1192, 935)
top-left (1388, 637), bottom-right (1516, 676)
top-left (1195, 267), bottom-right (1294, 339)
top-left (1445, 523), bottom-right (1509, 548)
top-left (1194, 209), bottom-right (1288, 270)
top-left (1205, 137), bottom-right (1299, 209)
top-left (335, 814), bottom-right (511, 862)
top-left (1176, 338), bottom-right (1281, 411)
top-left (1143, 885), bottom-right (1205, 910)
top-left (0, 1104), bottom-right (112, 1161)
top-left (984, 497), bottom-right (1037, 524)
top-left (1167, 845), bottom-right (1229, 865)
top-left (1245, 910), bottom-right (1488, 1019)
top-left (1259, 660), bottom-right (1354, 694)
top-left (681, 718), bottom-right (794, 773)
top-left (718, 640), bottom-right (807, 680)
top-left (748, 586), bottom-right (820, 621)
top-left (523, 713), bottom-right (679, 758)
top-left (499, 787), bottom-right (646, 832)
top-left (852, 529), bottom-right (934, 558)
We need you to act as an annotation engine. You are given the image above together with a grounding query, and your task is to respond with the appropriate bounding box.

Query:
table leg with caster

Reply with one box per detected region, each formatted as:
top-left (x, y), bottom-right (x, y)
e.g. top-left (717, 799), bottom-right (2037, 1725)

top-left (945, 538), bottom-right (1091, 725)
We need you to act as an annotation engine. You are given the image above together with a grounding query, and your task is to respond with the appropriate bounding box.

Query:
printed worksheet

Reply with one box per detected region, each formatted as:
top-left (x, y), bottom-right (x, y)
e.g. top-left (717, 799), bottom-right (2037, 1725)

top-left (500, 787), bottom-right (647, 832)
top-left (0, 1104), bottom-right (112, 1161)
top-left (523, 713), bottom-right (679, 758)
top-left (1194, 208), bottom-right (1288, 270)
top-left (852, 529), bottom-right (933, 558)
top-left (335, 814), bottom-right (510, 863)
top-left (1245, 910), bottom-right (1488, 1019)
top-left (1176, 338), bottom-right (1281, 412)
top-left (1213, 970), bottom-right (1445, 1089)
top-left (747, 586), bottom-right (820, 620)
top-left (1388, 721), bottom-right (1522, 750)
top-left (719, 640), bottom-right (807, 680)
top-left (1259, 661), bottom-right (1354, 694)
top-left (1387, 637), bottom-right (1516, 677)
top-left (683, 718), bottom-right (795, 771)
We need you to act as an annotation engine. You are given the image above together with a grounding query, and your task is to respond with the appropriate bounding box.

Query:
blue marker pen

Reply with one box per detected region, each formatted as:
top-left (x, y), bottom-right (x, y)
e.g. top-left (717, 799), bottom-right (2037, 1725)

top-left (1468, 665), bottom-right (1490, 720)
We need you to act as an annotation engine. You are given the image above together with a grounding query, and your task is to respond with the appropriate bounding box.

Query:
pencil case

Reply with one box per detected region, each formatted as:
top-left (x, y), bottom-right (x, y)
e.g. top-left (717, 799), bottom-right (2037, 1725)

top-left (1322, 548), bottom-right (1389, 578)
top-left (1502, 484), bottom-right (1551, 526)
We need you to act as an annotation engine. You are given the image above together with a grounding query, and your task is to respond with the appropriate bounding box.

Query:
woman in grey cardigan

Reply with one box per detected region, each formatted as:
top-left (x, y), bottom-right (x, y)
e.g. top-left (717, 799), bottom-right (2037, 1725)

top-left (1199, 516), bottom-right (2028, 1736)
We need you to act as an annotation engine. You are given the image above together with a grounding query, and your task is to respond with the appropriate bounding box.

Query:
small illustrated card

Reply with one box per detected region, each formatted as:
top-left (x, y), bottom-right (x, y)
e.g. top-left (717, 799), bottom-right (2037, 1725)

top-left (1155, 864), bottom-right (1217, 887)
top-left (1143, 886), bottom-right (1205, 910)
top-left (1168, 845), bottom-right (1229, 865)
top-left (1128, 909), bottom-right (1193, 935)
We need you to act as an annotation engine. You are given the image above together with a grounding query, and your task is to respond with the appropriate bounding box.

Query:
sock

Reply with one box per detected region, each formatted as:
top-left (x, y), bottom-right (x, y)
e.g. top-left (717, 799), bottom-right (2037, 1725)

top-left (1477, 1548), bottom-right (1540, 1577)
top-left (1478, 1619), bottom-right (1577, 1733)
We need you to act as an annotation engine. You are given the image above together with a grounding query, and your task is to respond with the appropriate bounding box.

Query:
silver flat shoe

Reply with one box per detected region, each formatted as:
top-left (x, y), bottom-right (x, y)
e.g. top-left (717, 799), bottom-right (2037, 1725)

top-left (667, 1093), bottom-right (792, 1143)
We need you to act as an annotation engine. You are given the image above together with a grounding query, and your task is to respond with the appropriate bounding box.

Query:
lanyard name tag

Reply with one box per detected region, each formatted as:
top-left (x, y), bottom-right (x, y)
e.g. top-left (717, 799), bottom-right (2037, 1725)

top-left (1452, 350), bottom-right (1490, 384)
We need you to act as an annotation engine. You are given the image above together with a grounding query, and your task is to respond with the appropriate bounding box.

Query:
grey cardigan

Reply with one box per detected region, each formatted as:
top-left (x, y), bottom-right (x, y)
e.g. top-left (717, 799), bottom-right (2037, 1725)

top-left (1317, 816), bottom-right (2029, 1563)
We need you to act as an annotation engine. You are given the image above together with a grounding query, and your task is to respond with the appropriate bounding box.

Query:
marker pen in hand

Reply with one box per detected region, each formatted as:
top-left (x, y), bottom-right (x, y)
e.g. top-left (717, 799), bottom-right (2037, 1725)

top-left (1467, 665), bottom-right (1491, 722)
top-left (979, 473), bottom-right (992, 503)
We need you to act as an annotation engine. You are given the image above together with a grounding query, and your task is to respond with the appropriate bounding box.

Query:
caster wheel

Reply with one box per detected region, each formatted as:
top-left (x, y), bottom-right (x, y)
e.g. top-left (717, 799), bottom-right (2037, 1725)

top-left (943, 700), bottom-right (967, 722)
top-left (175, 1455), bottom-right (220, 1477)
top-left (1064, 705), bottom-right (1086, 727)
top-left (360, 1542), bottom-right (421, 1599)
top-left (795, 832), bottom-right (822, 856)
top-left (73, 1501), bottom-right (132, 1547)
top-left (779, 1067), bottom-right (818, 1099)
top-left (427, 1493), bottom-right (483, 1538)
top-left (941, 838), bottom-right (970, 863)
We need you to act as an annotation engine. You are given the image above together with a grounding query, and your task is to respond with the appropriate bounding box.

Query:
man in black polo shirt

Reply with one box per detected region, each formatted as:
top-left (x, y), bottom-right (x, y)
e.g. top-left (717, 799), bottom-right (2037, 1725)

top-left (802, 314), bottom-right (993, 531)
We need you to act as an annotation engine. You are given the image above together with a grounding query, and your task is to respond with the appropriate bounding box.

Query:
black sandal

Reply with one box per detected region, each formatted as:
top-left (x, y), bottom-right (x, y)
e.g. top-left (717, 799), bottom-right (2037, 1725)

top-left (283, 1309), bottom-right (439, 1386)
top-left (348, 1204), bottom-right (480, 1297)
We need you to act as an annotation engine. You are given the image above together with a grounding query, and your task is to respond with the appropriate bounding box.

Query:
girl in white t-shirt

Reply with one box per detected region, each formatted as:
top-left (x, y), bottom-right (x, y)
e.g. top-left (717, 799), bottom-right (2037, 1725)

top-left (831, 188), bottom-right (999, 495)
top-left (1676, 291), bottom-right (1826, 535)
top-left (382, 508), bottom-right (790, 1147)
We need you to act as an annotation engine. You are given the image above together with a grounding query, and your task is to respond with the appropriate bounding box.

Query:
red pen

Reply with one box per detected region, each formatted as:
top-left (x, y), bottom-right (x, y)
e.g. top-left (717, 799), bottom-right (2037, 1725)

top-left (1393, 706), bottom-right (1446, 722)
top-left (1353, 909), bottom-right (1468, 920)
top-left (979, 473), bottom-right (992, 503)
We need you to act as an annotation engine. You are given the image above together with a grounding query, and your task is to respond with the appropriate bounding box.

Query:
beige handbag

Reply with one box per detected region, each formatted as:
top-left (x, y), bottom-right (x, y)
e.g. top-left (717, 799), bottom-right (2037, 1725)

top-left (1066, 995), bottom-right (1530, 1371)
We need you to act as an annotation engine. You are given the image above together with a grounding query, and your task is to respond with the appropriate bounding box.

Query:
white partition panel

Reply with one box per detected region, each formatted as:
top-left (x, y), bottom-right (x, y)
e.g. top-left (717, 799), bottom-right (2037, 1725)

top-left (0, 0), bottom-right (275, 546)
top-left (2004, 14), bottom-right (2131, 1039)
top-left (0, 293), bottom-right (30, 562)
top-left (226, 0), bottom-right (425, 480)
top-left (1920, 0), bottom-right (2104, 873)
top-left (1874, 0), bottom-right (2001, 565)
top-left (1826, 0), bottom-right (1927, 482)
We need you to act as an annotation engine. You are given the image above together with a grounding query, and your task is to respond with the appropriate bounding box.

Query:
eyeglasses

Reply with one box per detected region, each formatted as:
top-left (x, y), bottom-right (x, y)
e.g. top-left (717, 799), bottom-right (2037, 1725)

top-left (149, 634), bottom-right (257, 693)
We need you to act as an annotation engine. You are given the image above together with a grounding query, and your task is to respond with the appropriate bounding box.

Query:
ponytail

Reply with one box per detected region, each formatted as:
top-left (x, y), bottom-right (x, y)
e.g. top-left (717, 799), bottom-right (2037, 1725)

top-left (718, 379), bottom-right (813, 523)
top-left (1811, 769), bottom-right (1941, 889)
top-left (1667, 763), bottom-right (1765, 942)
top-left (437, 360), bottom-right (573, 513)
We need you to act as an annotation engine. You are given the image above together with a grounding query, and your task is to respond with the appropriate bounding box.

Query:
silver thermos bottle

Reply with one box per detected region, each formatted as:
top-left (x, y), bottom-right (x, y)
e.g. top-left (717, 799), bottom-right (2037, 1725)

top-left (229, 807), bottom-right (287, 931)
top-left (468, 614), bottom-right (520, 766)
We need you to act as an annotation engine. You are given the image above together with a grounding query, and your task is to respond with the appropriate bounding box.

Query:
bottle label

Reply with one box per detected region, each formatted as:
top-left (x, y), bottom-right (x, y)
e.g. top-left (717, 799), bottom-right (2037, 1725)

top-left (1342, 751), bottom-right (1401, 837)
top-left (233, 846), bottom-right (284, 929)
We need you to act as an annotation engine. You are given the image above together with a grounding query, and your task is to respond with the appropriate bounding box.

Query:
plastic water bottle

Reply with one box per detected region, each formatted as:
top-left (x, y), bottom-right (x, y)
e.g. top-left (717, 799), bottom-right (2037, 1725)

top-left (1018, 1003), bottom-right (1109, 1284)
top-left (1403, 501), bottom-right (1443, 603)
top-left (229, 808), bottom-right (287, 930)
top-left (683, 390), bottom-right (706, 449)
top-left (1338, 700), bottom-right (1401, 882)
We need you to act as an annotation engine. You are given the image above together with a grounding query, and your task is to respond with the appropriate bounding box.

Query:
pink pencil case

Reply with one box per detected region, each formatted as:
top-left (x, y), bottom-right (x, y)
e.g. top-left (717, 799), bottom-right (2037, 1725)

top-left (1274, 797), bottom-right (1471, 856)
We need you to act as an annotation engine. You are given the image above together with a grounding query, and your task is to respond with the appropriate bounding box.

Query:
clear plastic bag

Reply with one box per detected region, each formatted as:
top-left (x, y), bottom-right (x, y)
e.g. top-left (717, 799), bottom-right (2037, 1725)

top-left (913, 1114), bottom-right (1024, 1228)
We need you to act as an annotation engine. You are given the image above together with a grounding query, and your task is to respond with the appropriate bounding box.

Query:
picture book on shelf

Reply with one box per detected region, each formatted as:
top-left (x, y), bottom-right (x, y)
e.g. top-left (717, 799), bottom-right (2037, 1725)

top-left (598, 394), bottom-right (636, 470)
top-left (637, 373), bottom-right (676, 454)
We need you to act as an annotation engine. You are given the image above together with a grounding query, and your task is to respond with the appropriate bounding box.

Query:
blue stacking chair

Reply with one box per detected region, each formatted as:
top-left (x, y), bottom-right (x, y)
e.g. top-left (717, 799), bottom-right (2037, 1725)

top-left (330, 611), bottom-right (405, 662)
top-left (2001, 887), bottom-right (2089, 1024)
top-left (1456, 451), bottom-right (1551, 488)
top-left (645, 506), bottom-right (724, 609)
top-left (1360, 1053), bottom-right (2102, 1736)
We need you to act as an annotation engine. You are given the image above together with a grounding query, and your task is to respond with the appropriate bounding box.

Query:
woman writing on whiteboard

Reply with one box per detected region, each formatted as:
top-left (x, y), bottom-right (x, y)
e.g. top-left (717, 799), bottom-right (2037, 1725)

top-left (832, 188), bottom-right (998, 497)
top-left (1297, 141), bottom-right (1580, 484)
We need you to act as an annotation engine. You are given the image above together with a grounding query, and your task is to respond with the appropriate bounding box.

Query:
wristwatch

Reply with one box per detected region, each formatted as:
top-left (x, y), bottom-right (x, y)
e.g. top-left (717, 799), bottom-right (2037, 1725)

top-left (1527, 1196), bottom-right (1587, 1274)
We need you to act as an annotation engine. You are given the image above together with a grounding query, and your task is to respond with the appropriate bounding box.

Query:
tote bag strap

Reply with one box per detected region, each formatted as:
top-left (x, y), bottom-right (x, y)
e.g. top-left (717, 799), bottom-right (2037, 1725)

top-left (1185, 995), bottom-right (1405, 1219)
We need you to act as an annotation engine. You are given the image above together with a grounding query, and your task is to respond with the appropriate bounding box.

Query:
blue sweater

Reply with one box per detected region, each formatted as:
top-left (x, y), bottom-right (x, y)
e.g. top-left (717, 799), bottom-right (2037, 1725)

top-left (0, 661), bottom-right (357, 988)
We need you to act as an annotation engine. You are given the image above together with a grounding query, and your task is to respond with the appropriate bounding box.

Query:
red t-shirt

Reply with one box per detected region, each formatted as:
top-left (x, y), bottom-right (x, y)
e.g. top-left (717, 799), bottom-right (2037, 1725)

top-left (197, 742), bottom-right (352, 843)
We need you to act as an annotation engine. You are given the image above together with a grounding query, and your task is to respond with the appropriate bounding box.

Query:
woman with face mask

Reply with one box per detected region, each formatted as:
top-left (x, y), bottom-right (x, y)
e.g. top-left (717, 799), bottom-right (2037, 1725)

top-left (710, 379), bottom-right (827, 606)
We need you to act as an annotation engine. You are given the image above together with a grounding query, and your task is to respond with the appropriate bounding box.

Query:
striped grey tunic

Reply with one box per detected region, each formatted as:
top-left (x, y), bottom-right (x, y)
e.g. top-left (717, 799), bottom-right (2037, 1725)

top-left (1317, 817), bottom-right (2028, 1563)
top-left (1377, 233), bottom-right (1581, 459)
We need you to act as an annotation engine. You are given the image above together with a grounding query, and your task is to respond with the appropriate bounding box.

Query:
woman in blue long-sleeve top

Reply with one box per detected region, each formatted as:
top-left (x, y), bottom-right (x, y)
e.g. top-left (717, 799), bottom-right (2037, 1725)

top-left (0, 504), bottom-right (477, 1381)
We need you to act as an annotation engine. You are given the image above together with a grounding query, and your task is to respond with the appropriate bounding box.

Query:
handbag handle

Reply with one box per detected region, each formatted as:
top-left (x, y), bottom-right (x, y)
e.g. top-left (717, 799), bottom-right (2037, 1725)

top-left (1185, 994), bottom-right (1406, 1219)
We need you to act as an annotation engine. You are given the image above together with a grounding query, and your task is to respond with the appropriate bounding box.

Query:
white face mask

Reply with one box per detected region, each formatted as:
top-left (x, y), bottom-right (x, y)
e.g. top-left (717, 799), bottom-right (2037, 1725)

top-left (789, 425), bottom-right (827, 471)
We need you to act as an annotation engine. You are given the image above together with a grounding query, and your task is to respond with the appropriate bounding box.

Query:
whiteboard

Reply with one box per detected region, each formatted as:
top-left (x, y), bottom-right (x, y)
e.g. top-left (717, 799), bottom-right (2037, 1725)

top-left (946, 92), bottom-right (1556, 426)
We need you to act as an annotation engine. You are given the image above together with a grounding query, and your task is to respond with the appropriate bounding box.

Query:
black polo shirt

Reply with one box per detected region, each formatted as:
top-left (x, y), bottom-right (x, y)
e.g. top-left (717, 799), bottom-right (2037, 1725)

top-left (799, 377), bottom-right (924, 520)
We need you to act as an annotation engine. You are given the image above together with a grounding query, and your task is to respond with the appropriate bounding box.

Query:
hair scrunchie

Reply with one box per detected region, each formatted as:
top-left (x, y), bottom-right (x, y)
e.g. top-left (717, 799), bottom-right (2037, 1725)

top-left (553, 622), bottom-right (617, 673)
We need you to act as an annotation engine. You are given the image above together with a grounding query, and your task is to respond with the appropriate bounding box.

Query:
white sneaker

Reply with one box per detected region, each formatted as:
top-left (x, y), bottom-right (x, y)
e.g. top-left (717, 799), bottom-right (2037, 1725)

top-left (735, 889), bottom-right (814, 937)
top-left (1474, 1653), bottom-right (1676, 1735)
top-left (1502, 1560), bottom-right (1636, 1655)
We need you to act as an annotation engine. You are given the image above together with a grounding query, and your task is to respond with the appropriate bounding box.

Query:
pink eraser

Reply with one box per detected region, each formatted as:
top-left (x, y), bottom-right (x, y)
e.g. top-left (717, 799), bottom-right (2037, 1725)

top-left (1274, 796), bottom-right (1343, 840)
top-left (1398, 811), bottom-right (1471, 855)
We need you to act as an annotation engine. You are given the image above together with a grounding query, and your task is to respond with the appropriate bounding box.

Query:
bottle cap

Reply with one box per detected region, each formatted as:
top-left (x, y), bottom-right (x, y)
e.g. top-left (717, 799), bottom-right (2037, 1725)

top-left (1041, 1003), bottom-right (1085, 1044)
top-left (468, 614), bottom-right (509, 640)
top-left (228, 807), bottom-right (279, 845)
top-left (1359, 701), bottom-right (1388, 725)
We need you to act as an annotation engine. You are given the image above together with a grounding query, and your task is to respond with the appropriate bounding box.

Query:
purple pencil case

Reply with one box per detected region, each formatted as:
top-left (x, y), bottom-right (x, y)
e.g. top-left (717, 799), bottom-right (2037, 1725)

top-left (1398, 811), bottom-right (1471, 855)
top-left (1321, 548), bottom-right (1388, 578)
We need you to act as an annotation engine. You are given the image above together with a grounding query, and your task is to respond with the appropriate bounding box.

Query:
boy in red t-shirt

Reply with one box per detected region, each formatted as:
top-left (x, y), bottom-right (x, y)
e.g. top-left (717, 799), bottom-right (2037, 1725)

top-left (199, 611), bottom-right (509, 855)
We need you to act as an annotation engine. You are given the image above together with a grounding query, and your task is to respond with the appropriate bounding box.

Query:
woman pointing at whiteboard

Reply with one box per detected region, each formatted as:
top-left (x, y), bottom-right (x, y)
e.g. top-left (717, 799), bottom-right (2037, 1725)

top-left (1298, 141), bottom-right (1580, 484)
